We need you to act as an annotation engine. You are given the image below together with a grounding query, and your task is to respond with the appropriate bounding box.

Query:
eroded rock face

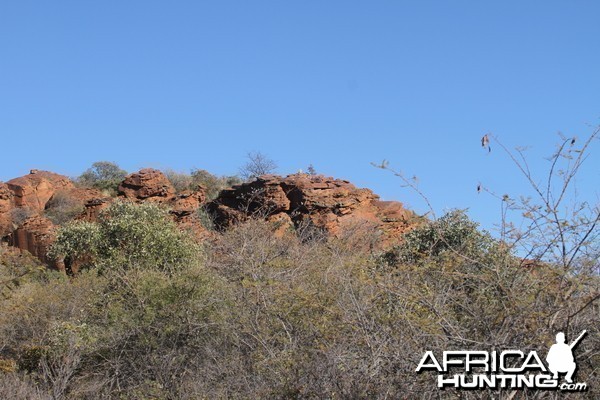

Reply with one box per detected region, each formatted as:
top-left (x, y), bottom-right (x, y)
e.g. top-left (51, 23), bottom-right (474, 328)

top-left (118, 169), bottom-right (210, 238)
top-left (62, 187), bottom-right (105, 204)
top-left (1, 167), bottom-right (416, 268)
top-left (118, 168), bottom-right (176, 202)
top-left (0, 171), bottom-right (114, 270)
top-left (215, 175), bottom-right (291, 214)
top-left (9, 215), bottom-right (62, 270)
top-left (78, 197), bottom-right (113, 222)
top-left (1, 168), bottom-right (215, 270)
top-left (209, 173), bottom-right (415, 248)
top-left (7, 170), bottom-right (74, 211)
top-left (0, 183), bottom-right (14, 237)
top-left (169, 190), bottom-right (213, 239)
top-left (170, 190), bottom-right (206, 219)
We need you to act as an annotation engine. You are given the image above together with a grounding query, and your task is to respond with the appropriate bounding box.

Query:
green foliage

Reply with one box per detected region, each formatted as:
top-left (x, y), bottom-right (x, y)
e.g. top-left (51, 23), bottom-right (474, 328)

top-left (196, 205), bottom-right (216, 231)
top-left (49, 200), bottom-right (199, 272)
top-left (0, 246), bottom-right (46, 299)
top-left (1, 133), bottom-right (598, 398)
top-left (384, 209), bottom-right (497, 265)
top-left (77, 161), bottom-right (127, 194)
top-left (48, 221), bottom-right (100, 261)
top-left (1, 214), bottom-right (599, 398)
top-left (190, 168), bottom-right (241, 200)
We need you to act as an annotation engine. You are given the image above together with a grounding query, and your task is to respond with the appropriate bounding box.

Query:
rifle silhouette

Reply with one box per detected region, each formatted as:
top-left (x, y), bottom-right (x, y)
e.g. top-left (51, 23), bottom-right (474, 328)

top-left (569, 330), bottom-right (587, 349)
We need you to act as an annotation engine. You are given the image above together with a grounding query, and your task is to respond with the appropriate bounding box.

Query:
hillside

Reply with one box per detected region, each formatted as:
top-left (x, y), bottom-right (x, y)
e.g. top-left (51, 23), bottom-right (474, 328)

top-left (0, 163), bottom-right (597, 399)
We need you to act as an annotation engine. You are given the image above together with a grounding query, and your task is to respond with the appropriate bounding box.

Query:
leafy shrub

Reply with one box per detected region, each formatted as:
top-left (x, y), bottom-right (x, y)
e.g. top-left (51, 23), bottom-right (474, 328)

top-left (196, 205), bottom-right (216, 231)
top-left (190, 168), bottom-right (241, 200)
top-left (49, 200), bottom-right (199, 272)
top-left (76, 161), bottom-right (127, 195)
top-left (382, 209), bottom-right (497, 265)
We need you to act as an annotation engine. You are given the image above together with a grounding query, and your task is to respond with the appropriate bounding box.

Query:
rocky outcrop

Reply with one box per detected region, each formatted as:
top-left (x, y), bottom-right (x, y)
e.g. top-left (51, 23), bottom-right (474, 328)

top-left (118, 168), bottom-right (176, 202)
top-left (46, 187), bottom-right (107, 221)
top-left (0, 183), bottom-right (14, 237)
top-left (215, 175), bottom-right (291, 214)
top-left (0, 171), bottom-right (108, 269)
top-left (117, 169), bottom-right (210, 238)
top-left (1, 167), bottom-right (417, 267)
top-left (61, 187), bottom-right (105, 205)
top-left (371, 200), bottom-right (414, 240)
top-left (7, 170), bottom-right (74, 211)
top-left (79, 197), bottom-right (113, 222)
top-left (9, 215), bottom-right (62, 270)
top-left (2, 170), bottom-right (89, 242)
top-left (1, 168), bottom-right (214, 269)
top-left (170, 190), bottom-right (206, 219)
top-left (208, 173), bottom-right (416, 248)
top-left (169, 190), bottom-right (213, 239)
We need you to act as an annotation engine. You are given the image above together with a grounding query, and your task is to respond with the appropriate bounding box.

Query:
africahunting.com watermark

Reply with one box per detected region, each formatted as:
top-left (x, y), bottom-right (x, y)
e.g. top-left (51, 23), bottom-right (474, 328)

top-left (416, 330), bottom-right (588, 392)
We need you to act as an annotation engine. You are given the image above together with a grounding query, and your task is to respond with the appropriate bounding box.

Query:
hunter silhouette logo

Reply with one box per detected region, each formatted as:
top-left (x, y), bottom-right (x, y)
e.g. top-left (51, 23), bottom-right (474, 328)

top-left (415, 330), bottom-right (588, 392)
top-left (546, 330), bottom-right (586, 384)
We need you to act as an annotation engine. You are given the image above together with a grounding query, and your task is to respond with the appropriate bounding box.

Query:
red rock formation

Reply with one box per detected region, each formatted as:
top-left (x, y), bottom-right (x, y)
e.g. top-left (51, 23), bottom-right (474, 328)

top-left (2, 168), bottom-right (417, 267)
top-left (170, 190), bottom-right (206, 218)
top-left (9, 215), bottom-right (62, 271)
top-left (61, 187), bottom-right (105, 204)
top-left (208, 173), bottom-right (416, 248)
top-left (117, 169), bottom-right (210, 237)
top-left (0, 182), bottom-right (14, 237)
top-left (118, 168), bottom-right (175, 202)
top-left (266, 212), bottom-right (295, 238)
top-left (371, 200), bottom-right (414, 240)
top-left (45, 187), bottom-right (107, 221)
top-left (215, 174), bottom-right (291, 214)
top-left (6, 170), bottom-right (74, 211)
top-left (0, 171), bottom-right (106, 270)
top-left (169, 190), bottom-right (213, 239)
top-left (1, 168), bottom-right (215, 269)
top-left (78, 197), bottom-right (113, 222)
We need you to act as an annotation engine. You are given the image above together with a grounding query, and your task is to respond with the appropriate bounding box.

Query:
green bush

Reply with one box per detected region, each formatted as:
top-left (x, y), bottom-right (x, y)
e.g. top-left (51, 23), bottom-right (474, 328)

top-left (49, 200), bottom-right (199, 272)
top-left (76, 161), bottom-right (127, 195)
top-left (382, 209), bottom-right (497, 265)
top-left (190, 168), bottom-right (241, 200)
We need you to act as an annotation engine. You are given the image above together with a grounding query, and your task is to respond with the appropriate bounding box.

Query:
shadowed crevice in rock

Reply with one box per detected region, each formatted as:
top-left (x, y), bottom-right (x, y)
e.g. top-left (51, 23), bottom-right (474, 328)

top-left (208, 173), bottom-right (417, 248)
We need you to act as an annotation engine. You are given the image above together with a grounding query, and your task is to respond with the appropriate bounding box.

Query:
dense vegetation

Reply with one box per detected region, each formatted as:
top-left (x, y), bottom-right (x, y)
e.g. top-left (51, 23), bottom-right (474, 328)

top-left (0, 136), bottom-right (598, 399)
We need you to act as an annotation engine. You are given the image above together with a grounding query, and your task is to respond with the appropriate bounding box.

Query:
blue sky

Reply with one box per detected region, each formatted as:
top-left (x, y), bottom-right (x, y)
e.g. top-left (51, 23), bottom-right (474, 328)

top-left (1, 1), bottom-right (599, 233)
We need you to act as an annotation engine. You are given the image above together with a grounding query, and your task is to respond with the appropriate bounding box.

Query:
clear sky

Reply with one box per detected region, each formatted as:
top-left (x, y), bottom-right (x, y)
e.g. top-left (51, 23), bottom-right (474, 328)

top-left (1, 1), bottom-right (599, 233)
